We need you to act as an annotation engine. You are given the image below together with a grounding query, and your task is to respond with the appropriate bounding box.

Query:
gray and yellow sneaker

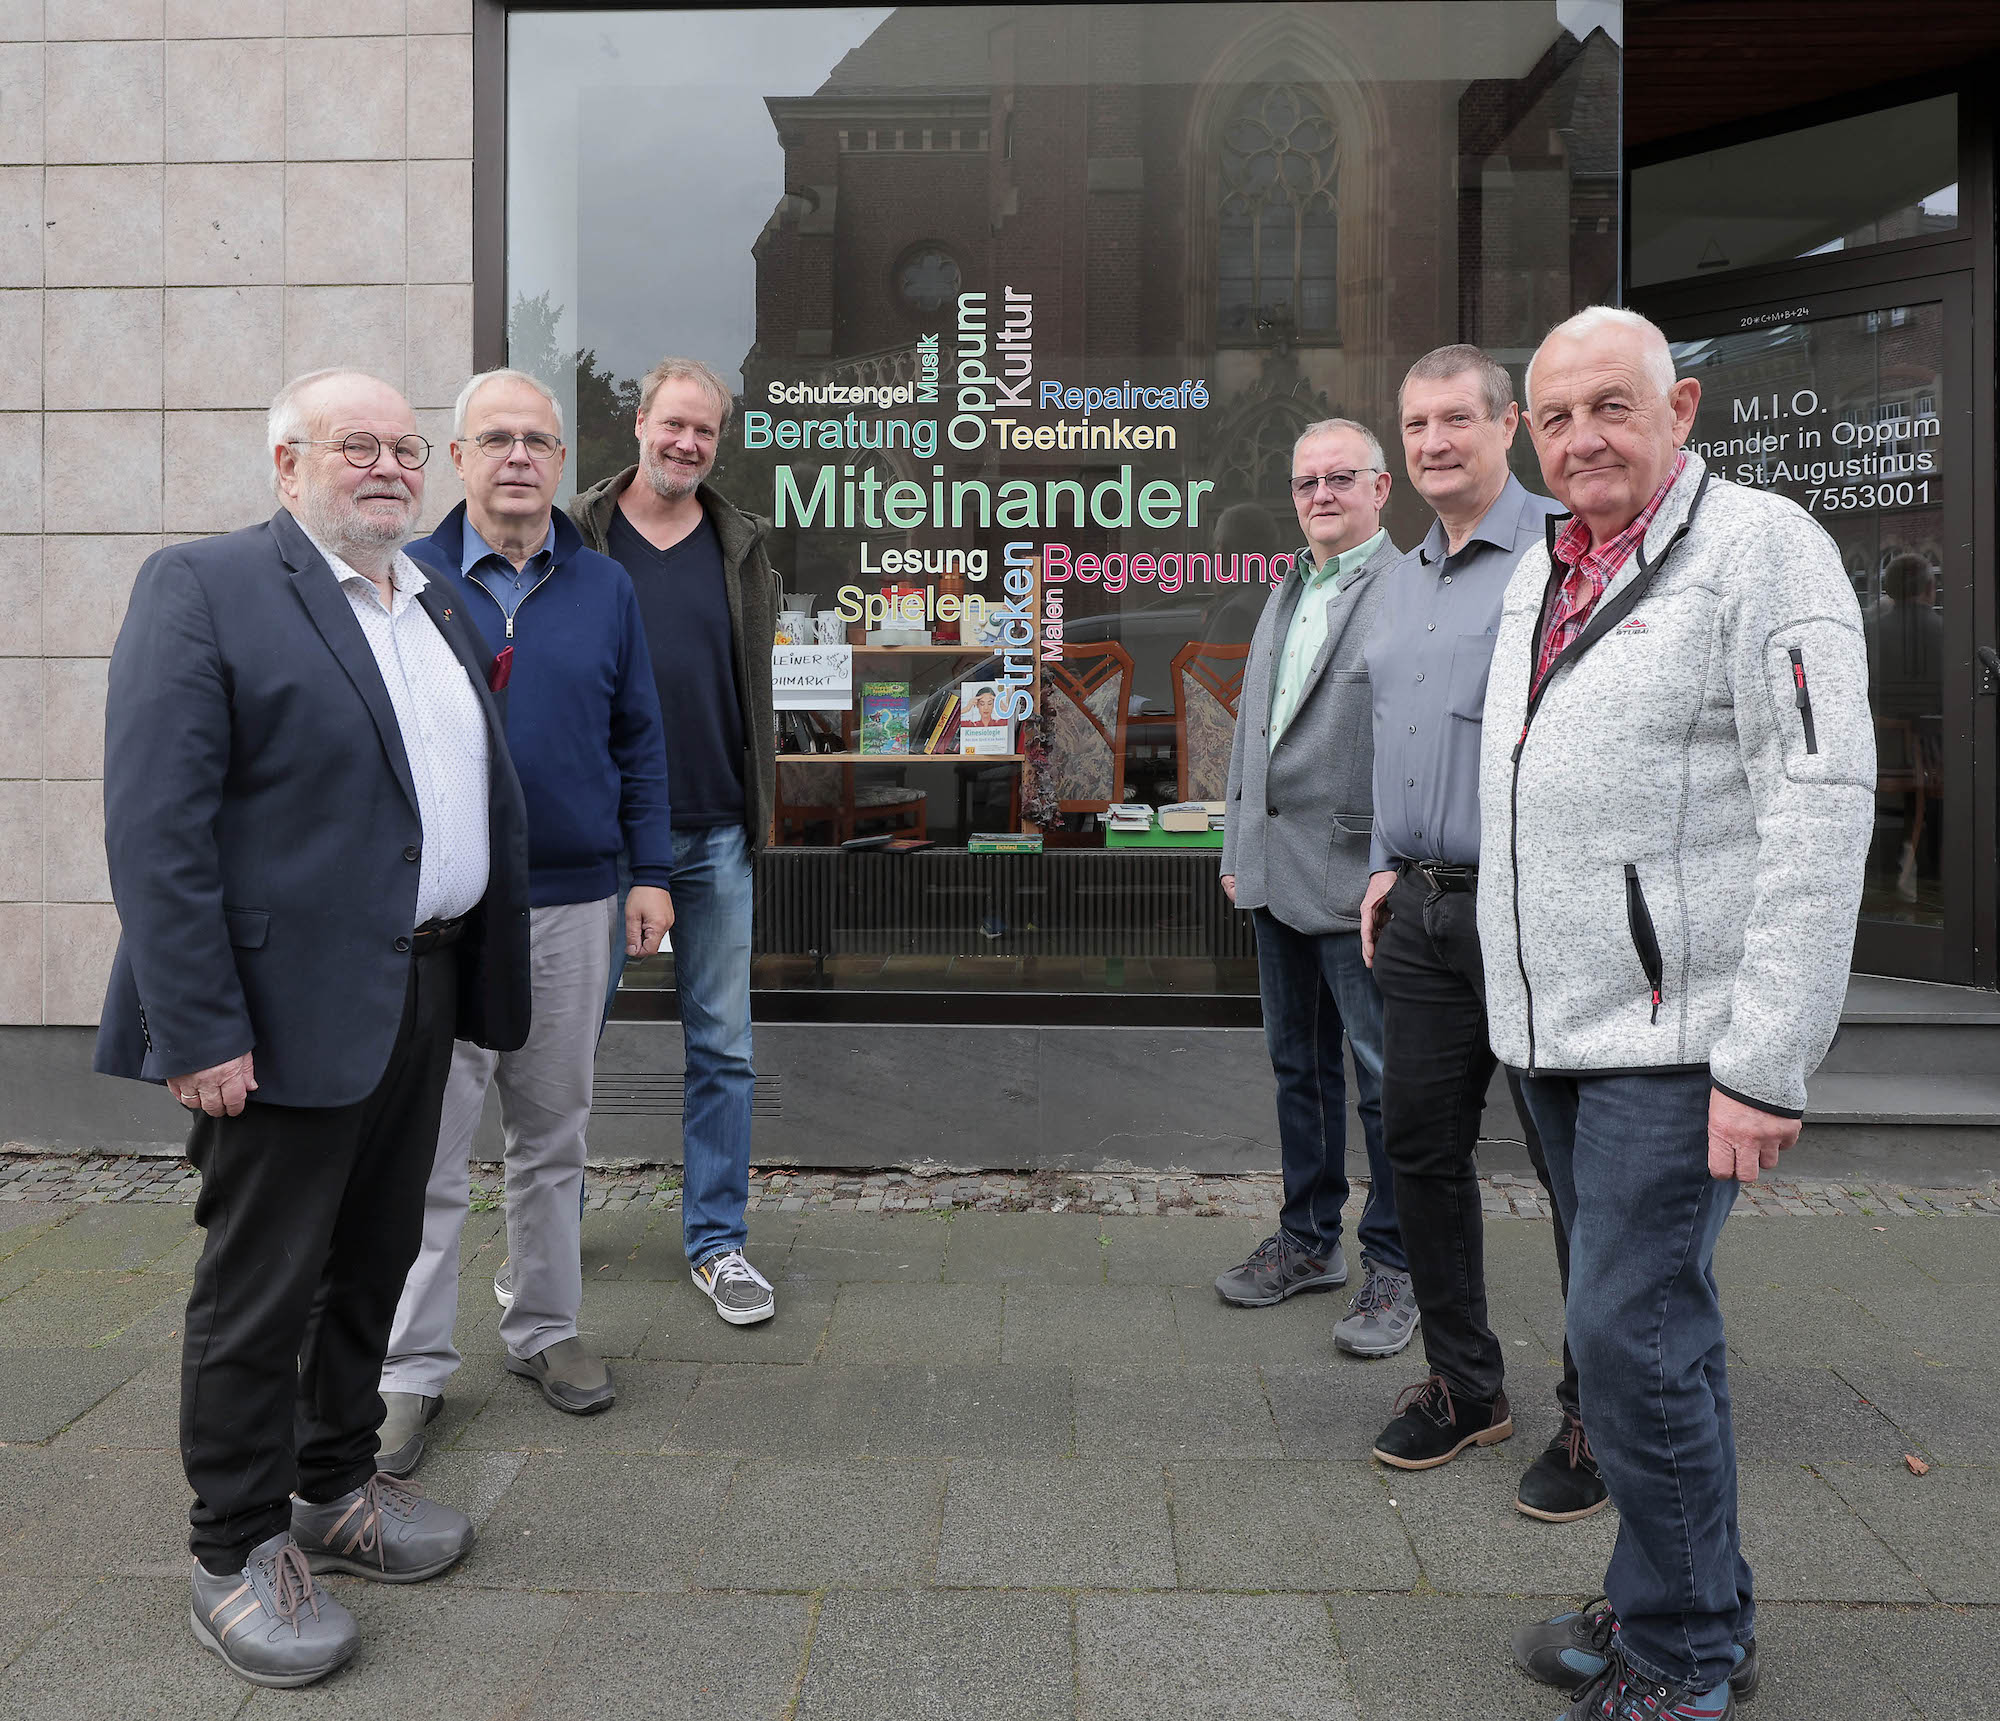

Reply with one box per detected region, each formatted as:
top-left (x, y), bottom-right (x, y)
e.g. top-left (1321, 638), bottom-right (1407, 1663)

top-left (1332, 1258), bottom-right (1420, 1357)
top-left (1214, 1231), bottom-right (1348, 1307)
top-left (692, 1249), bottom-right (776, 1325)
top-left (189, 1532), bottom-right (357, 1688)
top-left (291, 1473), bottom-right (474, 1584)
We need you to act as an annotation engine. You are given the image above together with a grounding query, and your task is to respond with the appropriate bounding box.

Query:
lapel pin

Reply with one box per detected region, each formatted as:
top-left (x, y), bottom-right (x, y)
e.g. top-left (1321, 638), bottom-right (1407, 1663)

top-left (442, 606), bottom-right (453, 619)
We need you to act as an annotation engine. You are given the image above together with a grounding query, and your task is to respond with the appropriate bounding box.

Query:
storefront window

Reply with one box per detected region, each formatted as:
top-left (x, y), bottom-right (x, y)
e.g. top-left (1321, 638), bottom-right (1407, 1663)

top-left (505, 3), bottom-right (1622, 1005)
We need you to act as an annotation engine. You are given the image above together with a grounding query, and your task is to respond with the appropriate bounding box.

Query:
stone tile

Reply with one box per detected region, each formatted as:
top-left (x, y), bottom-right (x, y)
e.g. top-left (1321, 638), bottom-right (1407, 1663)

top-left (407, 0), bottom-right (470, 30)
top-left (0, 168), bottom-right (41, 286)
top-left (286, 161), bottom-right (405, 285)
top-left (452, 1358), bottom-right (699, 1455)
top-left (695, 1458), bottom-right (947, 1590)
top-left (413, 405), bottom-right (462, 529)
top-left (938, 1457), bottom-right (1173, 1588)
top-left (46, 0), bottom-right (159, 36)
top-left (406, 156), bottom-right (470, 284)
top-left (1874, 1219), bottom-right (2000, 1285)
top-left (1733, 1602), bottom-right (1927, 1721)
top-left (1711, 1217), bottom-right (1942, 1291)
top-left (43, 777), bottom-right (109, 901)
top-left (163, 409), bottom-right (271, 534)
top-left (0, 903), bottom-right (39, 1021)
top-left (796, 1590), bottom-right (1073, 1721)
top-left (1328, 1593), bottom-right (1568, 1721)
top-left (665, 1363), bottom-right (883, 1459)
top-left (1169, 1458), bottom-right (1417, 1591)
top-left (400, 1350), bottom-right (509, 1463)
top-left (42, 534), bottom-right (150, 653)
top-left (0, 1444), bottom-right (188, 1573)
top-left (166, 0), bottom-right (280, 35)
top-left (783, 1212), bottom-right (952, 1289)
top-left (569, 1205), bottom-right (657, 1282)
top-left (636, 1276), bottom-right (833, 1366)
top-left (44, 164), bottom-right (163, 286)
top-left (1170, 1282), bottom-right (1351, 1368)
top-left (1721, 1284), bottom-right (1894, 1368)
top-left (864, 1363), bottom-right (1074, 1460)
top-left (1737, 1460), bottom-right (1929, 1602)
top-left (1076, 1592), bottom-right (1354, 1721)
top-left (285, 34), bottom-right (405, 161)
top-left (44, 39), bottom-right (161, 164)
top-left (49, 1350), bottom-right (178, 1448)
top-left (1101, 1213), bottom-right (1269, 1285)
top-left (469, 1451), bottom-right (735, 1591)
top-left (2, 1204), bottom-right (195, 1273)
top-left (621, 1207), bottom-right (800, 1281)
top-left (0, 47), bottom-right (36, 170)
top-left (0, 0), bottom-right (35, 37)
top-left (405, 283), bottom-right (471, 411)
top-left (1821, 1460), bottom-right (2000, 1604)
top-left (1853, 1284), bottom-right (2000, 1368)
top-left (0, 1344), bottom-right (148, 1441)
top-left (1857, 1602), bottom-right (2000, 1720)
top-left (0, 1576), bottom-right (94, 1676)
top-left (1841, 1364), bottom-right (2000, 1464)
top-left (1390, 1448), bottom-right (1622, 1596)
top-left (0, 535), bottom-right (39, 655)
top-left (165, 162), bottom-right (284, 285)
top-left (405, 30), bottom-right (470, 160)
top-left (565, 1277), bottom-right (667, 1359)
top-left (43, 287), bottom-right (161, 409)
top-left (285, 0), bottom-right (400, 33)
top-left (1074, 1364), bottom-right (1281, 1459)
top-left (944, 1210), bottom-right (1106, 1284)
top-left (43, 900), bottom-right (120, 1023)
top-left (0, 289), bottom-right (36, 408)
top-left (524, 1591), bottom-right (810, 1721)
top-left (45, 410), bottom-right (160, 531)
top-left (0, 782), bottom-right (37, 895)
top-left (1001, 1283), bottom-right (1180, 1368)
top-left (165, 36), bottom-right (284, 163)
top-left (1723, 1365), bottom-right (1913, 1464)
top-left (0, 1576), bottom-right (251, 1720)
top-left (43, 656), bottom-right (107, 779)
top-left (283, 284), bottom-right (406, 387)
top-left (0, 411), bottom-right (42, 531)
top-left (823, 1281), bottom-right (1000, 1365)
top-left (163, 286), bottom-right (281, 409)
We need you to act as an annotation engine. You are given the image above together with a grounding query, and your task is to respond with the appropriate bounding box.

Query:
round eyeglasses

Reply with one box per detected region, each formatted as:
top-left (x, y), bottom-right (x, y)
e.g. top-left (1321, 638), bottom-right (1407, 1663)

top-left (290, 432), bottom-right (432, 471)
top-left (1290, 468), bottom-right (1376, 499)
top-left (471, 430), bottom-right (563, 462)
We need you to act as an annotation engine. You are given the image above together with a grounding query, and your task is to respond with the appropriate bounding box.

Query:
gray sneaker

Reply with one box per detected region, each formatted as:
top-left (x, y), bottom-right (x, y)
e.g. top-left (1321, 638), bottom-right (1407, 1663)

top-left (1333, 1258), bottom-right (1421, 1357)
top-left (692, 1249), bottom-right (776, 1325)
top-left (291, 1473), bottom-right (474, 1583)
top-left (1214, 1231), bottom-right (1347, 1307)
top-left (493, 1261), bottom-right (514, 1309)
top-left (375, 1391), bottom-right (440, 1479)
top-left (189, 1532), bottom-right (357, 1688)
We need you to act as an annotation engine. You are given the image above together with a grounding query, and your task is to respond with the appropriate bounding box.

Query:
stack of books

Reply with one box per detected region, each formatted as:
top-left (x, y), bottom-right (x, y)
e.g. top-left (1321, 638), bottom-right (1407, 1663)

top-left (968, 832), bottom-right (1044, 854)
top-left (1104, 804), bottom-right (1153, 835)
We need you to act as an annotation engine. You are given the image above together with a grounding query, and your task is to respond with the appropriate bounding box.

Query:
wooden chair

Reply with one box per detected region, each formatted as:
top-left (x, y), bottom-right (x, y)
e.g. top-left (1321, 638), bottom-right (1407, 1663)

top-left (1170, 641), bottom-right (1250, 802)
top-left (1039, 641), bottom-right (1136, 816)
top-left (774, 763), bottom-right (927, 846)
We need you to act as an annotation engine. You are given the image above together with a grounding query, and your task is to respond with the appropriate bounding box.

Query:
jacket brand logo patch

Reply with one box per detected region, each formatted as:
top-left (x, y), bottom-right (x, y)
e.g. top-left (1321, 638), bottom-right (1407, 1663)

top-left (1615, 618), bottom-right (1649, 634)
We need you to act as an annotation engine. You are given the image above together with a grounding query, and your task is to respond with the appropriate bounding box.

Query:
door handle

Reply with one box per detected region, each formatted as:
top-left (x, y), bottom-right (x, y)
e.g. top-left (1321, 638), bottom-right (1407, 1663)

top-left (1978, 646), bottom-right (2000, 696)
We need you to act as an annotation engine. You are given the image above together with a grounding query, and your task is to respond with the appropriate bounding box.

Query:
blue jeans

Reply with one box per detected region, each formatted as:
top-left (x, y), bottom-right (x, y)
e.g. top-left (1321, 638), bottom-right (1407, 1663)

top-left (606, 825), bottom-right (756, 1266)
top-left (1518, 1069), bottom-right (1753, 1694)
top-left (1253, 910), bottom-right (1403, 1272)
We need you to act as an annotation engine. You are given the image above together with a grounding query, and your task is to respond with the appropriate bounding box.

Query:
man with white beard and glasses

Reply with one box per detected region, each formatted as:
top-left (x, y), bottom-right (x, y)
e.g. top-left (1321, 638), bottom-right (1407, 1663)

top-left (571, 357), bottom-right (785, 1325)
top-left (96, 369), bottom-right (530, 1687)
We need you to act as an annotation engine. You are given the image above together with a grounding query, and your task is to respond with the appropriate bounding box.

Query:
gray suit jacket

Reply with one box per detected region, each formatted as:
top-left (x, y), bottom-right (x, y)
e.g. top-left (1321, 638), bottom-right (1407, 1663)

top-left (1220, 533), bottom-right (1400, 935)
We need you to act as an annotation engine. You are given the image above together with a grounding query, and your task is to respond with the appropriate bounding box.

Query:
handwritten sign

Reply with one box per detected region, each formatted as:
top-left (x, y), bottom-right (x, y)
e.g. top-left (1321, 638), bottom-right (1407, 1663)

top-left (773, 645), bottom-right (853, 710)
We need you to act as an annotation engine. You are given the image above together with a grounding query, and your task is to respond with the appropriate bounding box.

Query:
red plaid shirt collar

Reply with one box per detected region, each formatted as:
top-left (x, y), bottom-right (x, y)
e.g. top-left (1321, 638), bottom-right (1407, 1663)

top-left (1535, 451), bottom-right (1688, 690)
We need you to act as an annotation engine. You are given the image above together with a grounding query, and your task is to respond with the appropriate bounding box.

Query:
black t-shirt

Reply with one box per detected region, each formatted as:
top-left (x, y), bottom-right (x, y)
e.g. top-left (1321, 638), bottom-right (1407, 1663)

top-left (607, 508), bottom-right (747, 829)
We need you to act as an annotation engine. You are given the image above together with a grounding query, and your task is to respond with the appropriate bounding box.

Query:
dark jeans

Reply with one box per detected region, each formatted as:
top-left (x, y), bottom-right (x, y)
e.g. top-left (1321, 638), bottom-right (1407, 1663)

top-left (1254, 910), bottom-right (1402, 1271)
top-left (180, 947), bottom-right (459, 1569)
top-left (1518, 1070), bottom-right (1753, 1693)
top-left (1374, 868), bottom-right (1577, 1413)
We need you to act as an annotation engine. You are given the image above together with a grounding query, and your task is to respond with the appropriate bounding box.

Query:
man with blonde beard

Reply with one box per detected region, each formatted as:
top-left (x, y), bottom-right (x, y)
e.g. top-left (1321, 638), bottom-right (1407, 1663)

top-left (97, 369), bottom-right (531, 1687)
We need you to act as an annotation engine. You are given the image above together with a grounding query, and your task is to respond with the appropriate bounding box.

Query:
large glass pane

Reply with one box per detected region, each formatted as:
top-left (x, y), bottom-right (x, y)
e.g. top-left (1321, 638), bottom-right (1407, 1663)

top-left (1631, 95), bottom-right (1957, 288)
top-left (507, 3), bottom-right (1622, 1000)
top-left (1673, 303), bottom-right (1947, 926)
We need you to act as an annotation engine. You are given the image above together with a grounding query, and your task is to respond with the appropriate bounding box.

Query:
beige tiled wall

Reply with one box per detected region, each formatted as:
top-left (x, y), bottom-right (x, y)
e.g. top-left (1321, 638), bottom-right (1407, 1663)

top-left (0, 0), bottom-right (475, 1024)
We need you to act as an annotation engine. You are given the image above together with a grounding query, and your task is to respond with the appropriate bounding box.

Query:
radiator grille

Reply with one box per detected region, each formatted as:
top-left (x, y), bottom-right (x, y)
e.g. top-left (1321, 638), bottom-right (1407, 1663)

top-left (591, 1073), bottom-right (786, 1117)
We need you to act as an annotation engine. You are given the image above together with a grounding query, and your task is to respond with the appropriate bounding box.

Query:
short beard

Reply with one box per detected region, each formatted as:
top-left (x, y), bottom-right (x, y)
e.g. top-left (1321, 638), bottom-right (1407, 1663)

top-left (641, 447), bottom-right (710, 502)
top-left (296, 479), bottom-right (417, 563)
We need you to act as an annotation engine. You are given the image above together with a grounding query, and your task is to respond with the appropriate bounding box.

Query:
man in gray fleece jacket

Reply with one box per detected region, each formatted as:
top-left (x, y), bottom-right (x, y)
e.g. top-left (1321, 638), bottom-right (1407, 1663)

top-left (1482, 307), bottom-right (1873, 1721)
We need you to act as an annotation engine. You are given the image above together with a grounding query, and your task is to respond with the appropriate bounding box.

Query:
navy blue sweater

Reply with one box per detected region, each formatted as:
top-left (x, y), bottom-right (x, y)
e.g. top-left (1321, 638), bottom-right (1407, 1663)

top-left (409, 504), bottom-right (673, 907)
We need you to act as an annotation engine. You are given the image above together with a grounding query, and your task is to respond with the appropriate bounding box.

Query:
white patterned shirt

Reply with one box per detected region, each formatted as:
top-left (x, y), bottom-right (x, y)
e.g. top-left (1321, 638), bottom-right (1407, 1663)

top-left (306, 530), bottom-right (491, 926)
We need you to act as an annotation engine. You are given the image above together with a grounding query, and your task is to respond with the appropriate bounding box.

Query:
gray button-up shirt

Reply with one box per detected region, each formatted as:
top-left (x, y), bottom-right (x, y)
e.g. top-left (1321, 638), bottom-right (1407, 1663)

top-left (1365, 474), bottom-right (1563, 872)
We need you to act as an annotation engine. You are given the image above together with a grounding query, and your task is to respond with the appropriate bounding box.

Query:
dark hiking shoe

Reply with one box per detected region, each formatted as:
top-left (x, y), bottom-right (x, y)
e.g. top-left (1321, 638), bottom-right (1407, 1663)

top-left (1213, 1231), bottom-right (1347, 1307)
top-left (1515, 1410), bottom-right (1610, 1522)
top-left (1370, 1374), bottom-right (1513, 1469)
top-left (375, 1391), bottom-right (440, 1479)
top-left (189, 1532), bottom-right (356, 1688)
top-left (291, 1473), bottom-right (474, 1583)
top-left (1516, 1600), bottom-right (1760, 1700)
top-left (1332, 1258), bottom-right (1420, 1356)
top-left (1560, 1647), bottom-right (1734, 1719)
top-left (506, 1335), bottom-right (616, 1413)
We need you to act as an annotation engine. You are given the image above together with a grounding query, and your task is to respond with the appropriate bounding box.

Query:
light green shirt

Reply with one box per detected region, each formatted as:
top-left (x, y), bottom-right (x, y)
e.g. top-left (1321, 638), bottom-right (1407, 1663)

top-left (1268, 528), bottom-right (1386, 749)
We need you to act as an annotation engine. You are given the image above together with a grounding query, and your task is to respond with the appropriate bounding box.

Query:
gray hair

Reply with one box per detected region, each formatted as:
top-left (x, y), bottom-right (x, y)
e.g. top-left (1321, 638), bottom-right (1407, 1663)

top-left (1292, 417), bottom-right (1387, 474)
top-left (1399, 344), bottom-right (1516, 420)
top-left (1527, 306), bottom-right (1676, 408)
top-left (453, 367), bottom-right (565, 440)
top-left (637, 355), bottom-right (735, 424)
top-left (266, 368), bottom-right (378, 497)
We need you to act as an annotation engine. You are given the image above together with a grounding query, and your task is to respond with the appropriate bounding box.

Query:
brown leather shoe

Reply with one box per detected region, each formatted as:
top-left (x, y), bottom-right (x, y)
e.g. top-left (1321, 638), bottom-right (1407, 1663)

top-left (504, 1336), bottom-right (615, 1415)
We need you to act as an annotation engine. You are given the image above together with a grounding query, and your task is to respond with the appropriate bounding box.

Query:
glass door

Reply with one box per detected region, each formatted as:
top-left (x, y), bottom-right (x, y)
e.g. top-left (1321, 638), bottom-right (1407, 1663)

top-left (1647, 274), bottom-right (1981, 982)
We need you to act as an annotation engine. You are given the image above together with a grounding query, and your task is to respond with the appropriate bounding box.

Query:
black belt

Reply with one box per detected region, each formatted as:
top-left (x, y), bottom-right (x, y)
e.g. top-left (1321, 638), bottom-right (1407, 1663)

top-left (1400, 859), bottom-right (1478, 894)
top-left (411, 915), bottom-right (467, 954)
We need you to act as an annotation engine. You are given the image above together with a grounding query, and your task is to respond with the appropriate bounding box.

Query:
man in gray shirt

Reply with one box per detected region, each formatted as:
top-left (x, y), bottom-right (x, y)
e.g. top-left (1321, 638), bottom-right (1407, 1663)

top-left (1358, 346), bottom-right (1604, 1526)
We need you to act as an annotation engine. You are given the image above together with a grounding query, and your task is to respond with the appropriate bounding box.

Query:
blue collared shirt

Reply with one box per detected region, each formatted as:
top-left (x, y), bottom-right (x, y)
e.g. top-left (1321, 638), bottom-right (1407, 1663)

top-left (461, 519), bottom-right (556, 622)
top-left (1365, 475), bottom-right (1563, 872)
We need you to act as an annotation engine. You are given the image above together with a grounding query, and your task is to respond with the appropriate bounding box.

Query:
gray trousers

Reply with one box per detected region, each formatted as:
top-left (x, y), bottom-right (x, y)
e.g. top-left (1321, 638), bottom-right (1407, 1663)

top-left (380, 895), bottom-right (616, 1396)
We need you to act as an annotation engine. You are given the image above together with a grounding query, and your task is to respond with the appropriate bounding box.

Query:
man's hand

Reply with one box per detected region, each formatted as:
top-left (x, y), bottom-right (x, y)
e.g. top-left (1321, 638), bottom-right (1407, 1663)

top-left (1220, 873), bottom-right (1237, 905)
top-left (626, 886), bottom-right (675, 957)
top-left (1359, 869), bottom-right (1397, 967)
top-left (1707, 1087), bottom-right (1800, 1182)
top-left (167, 1052), bottom-right (257, 1118)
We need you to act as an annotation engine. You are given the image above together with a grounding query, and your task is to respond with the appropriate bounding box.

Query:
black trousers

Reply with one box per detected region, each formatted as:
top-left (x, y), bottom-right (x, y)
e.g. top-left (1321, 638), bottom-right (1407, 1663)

top-left (180, 947), bottom-right (459, 1568)
top-left (1374, 868), bottom-right (1579, 1416)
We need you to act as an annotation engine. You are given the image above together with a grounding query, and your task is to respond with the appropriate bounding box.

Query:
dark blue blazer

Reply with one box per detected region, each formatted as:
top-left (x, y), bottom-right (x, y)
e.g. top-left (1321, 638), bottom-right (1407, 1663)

top-left (94, 509), bottom-right (532, 1110)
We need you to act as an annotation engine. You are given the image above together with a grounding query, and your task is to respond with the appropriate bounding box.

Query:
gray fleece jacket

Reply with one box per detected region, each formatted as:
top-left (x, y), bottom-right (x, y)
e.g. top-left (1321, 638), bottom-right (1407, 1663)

top-left (1475, 452), bottom-right (1874, 1117)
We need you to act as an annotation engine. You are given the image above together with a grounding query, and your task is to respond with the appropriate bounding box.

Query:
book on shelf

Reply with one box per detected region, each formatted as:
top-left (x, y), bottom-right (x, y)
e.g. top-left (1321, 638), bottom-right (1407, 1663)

top-left (1157, 801), bottom-right (1211, 833)
top-left (914, 689), bottom-right (961, 756)
top-left (958, 679), bottom-right (1015, 756)
top-left (968, 831), bottom-right (1044, 853)
top-left (858, 680), bottom-right (911, 755)
top-left (1104, 803), bottom-right (1153, 833)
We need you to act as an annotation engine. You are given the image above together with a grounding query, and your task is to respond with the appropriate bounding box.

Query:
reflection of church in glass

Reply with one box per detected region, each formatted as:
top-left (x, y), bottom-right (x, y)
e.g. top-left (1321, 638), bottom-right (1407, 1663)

top-left (744, 3), bottom-right (1617, 560)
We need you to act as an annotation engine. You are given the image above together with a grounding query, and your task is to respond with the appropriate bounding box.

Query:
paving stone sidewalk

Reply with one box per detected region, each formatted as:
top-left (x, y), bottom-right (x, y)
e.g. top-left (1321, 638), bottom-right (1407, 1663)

top-left (0, 1182), bottom-right (1992, 1719)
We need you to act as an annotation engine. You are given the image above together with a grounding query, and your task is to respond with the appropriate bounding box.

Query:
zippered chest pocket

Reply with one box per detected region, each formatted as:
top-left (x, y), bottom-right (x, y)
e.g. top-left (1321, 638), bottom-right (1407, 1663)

top-left (1763, 619), bottom-right (1873, 789)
